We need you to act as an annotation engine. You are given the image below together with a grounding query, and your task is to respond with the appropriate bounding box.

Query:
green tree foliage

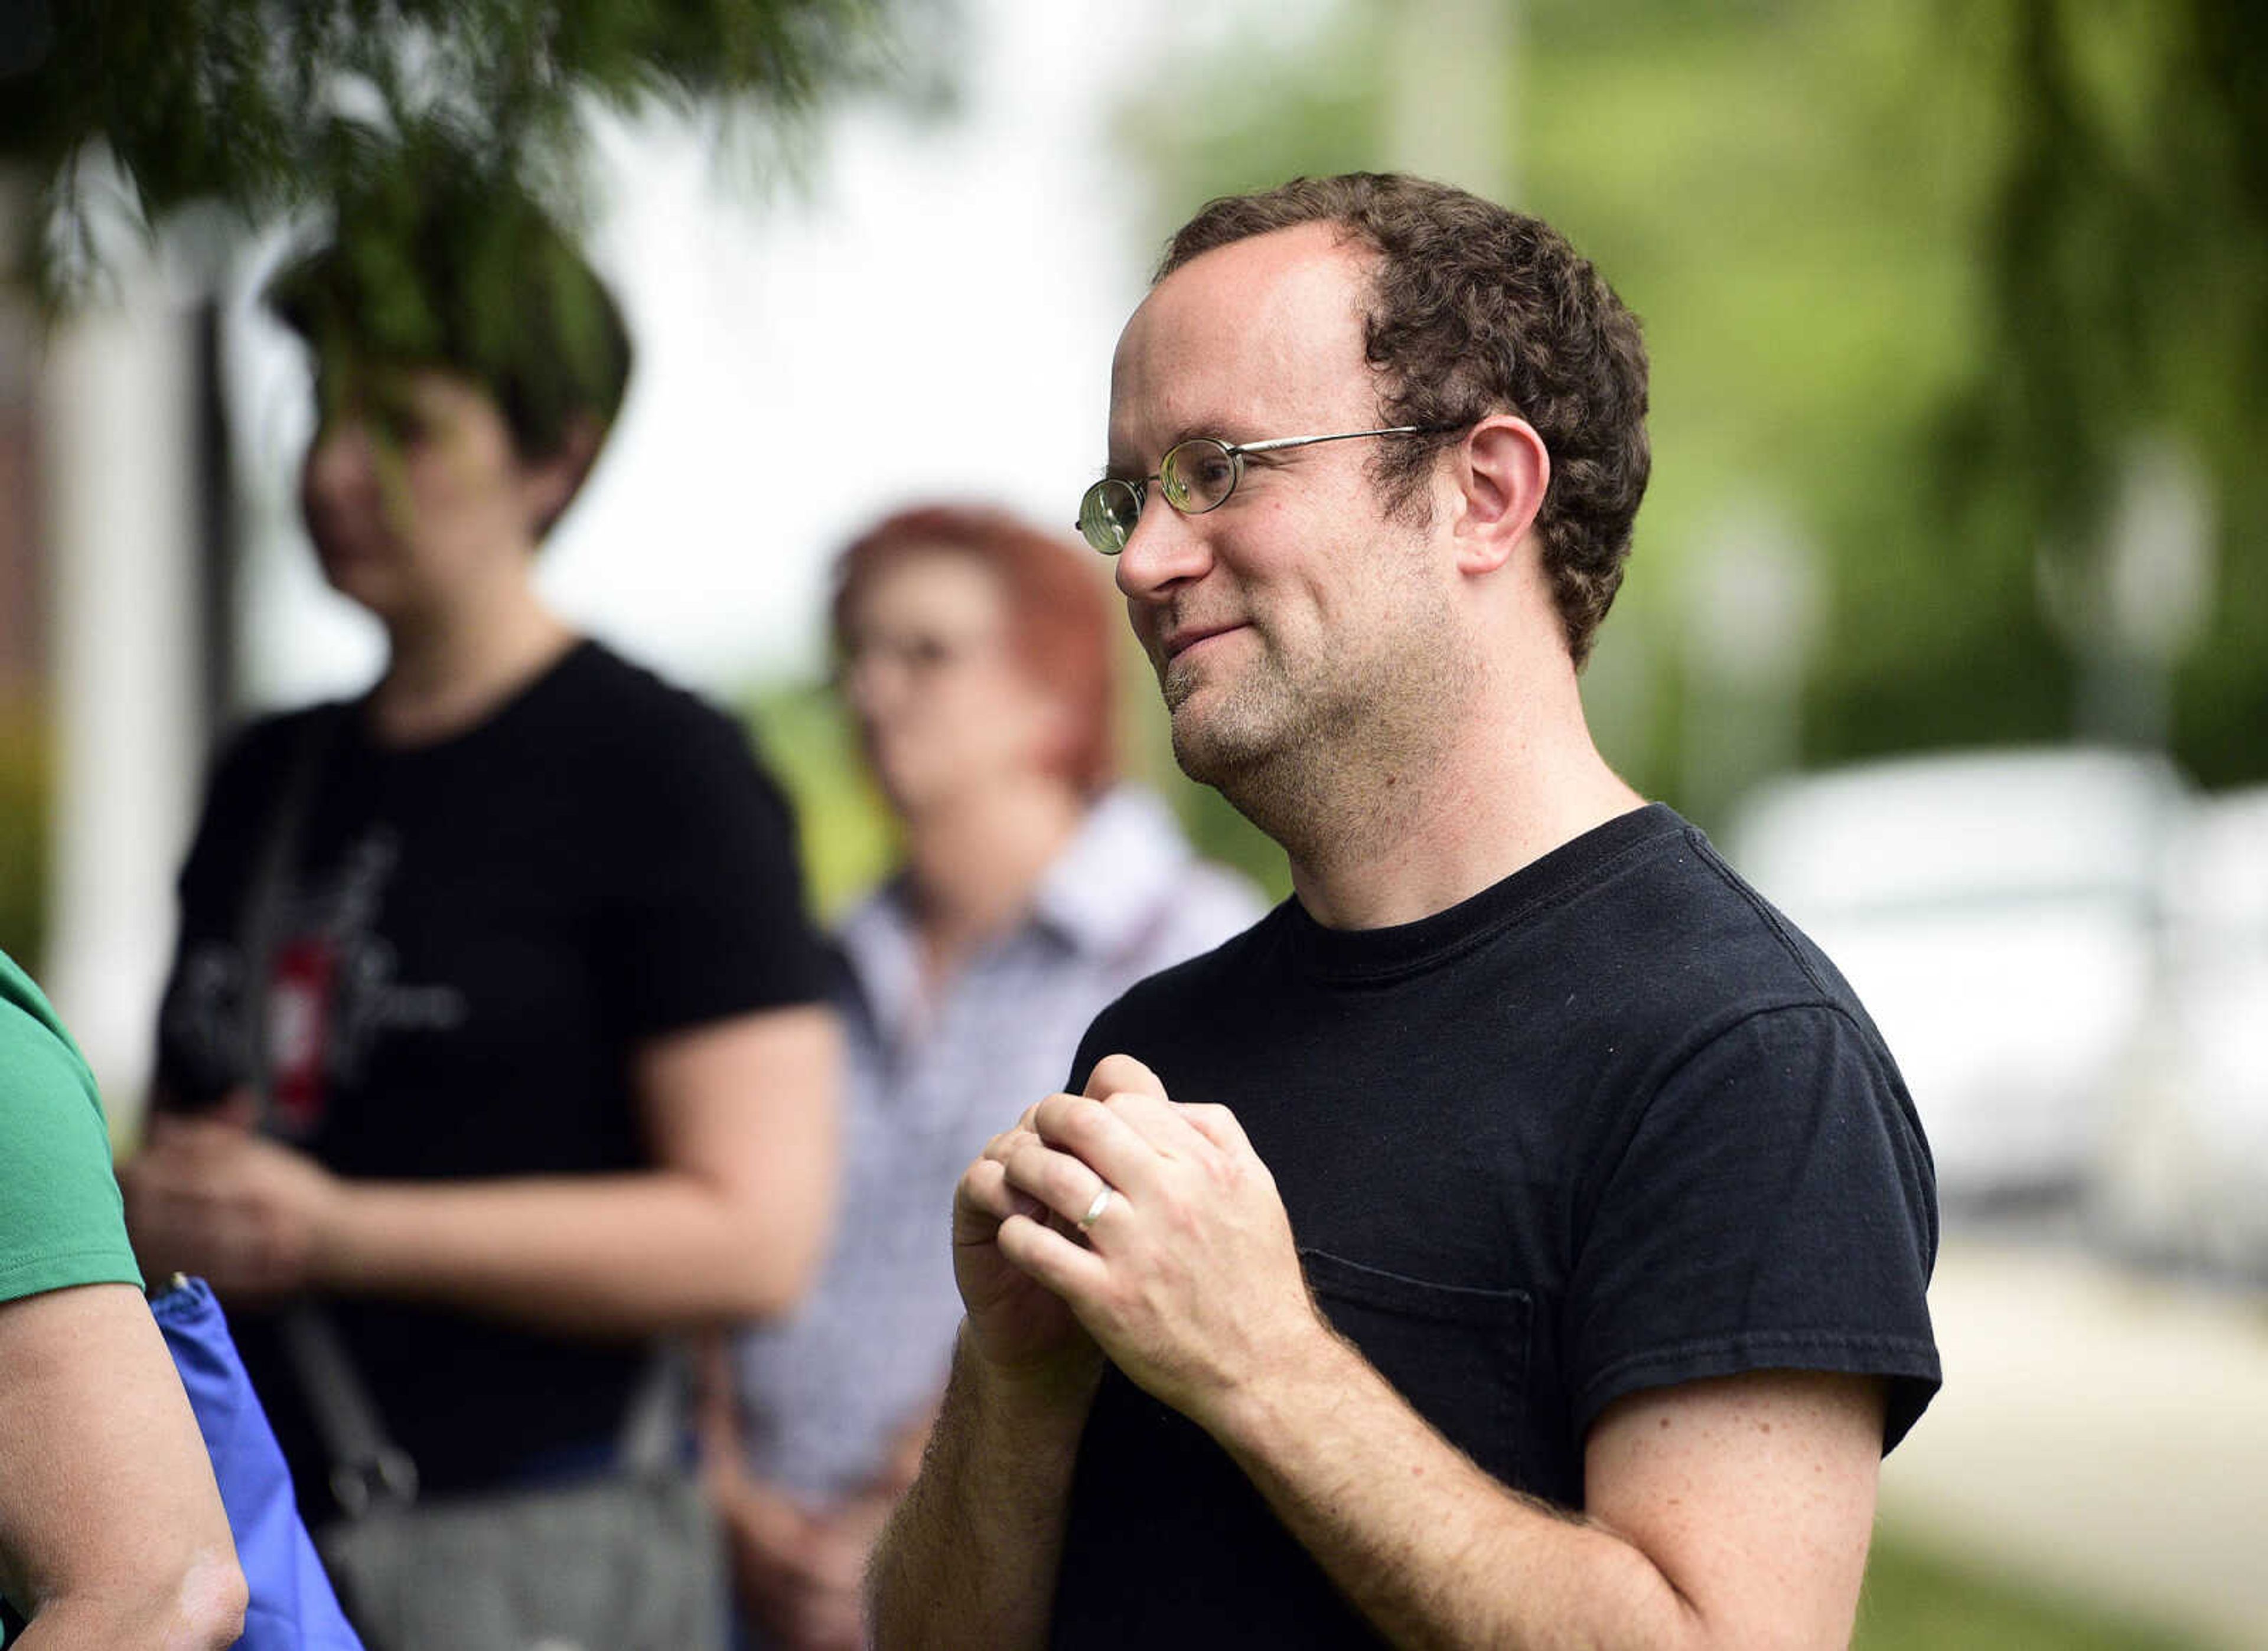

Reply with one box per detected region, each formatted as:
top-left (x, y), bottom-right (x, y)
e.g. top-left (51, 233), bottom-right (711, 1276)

top-left (746, 681), bottom-right (900, 920)
top-left (1116, 0), bottom-right (2267, 801)
top-left (0, 0), bottom-right (934, 308)
top-left (258, 119), bottom-right (638, 455)
top-left (1950, 0), bottom-right (2266, 787)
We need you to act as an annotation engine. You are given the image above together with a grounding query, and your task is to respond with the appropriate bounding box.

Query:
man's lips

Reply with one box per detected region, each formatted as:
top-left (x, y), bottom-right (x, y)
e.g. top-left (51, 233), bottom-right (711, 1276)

top-left (1161, 622), bottom-right (1247, 663)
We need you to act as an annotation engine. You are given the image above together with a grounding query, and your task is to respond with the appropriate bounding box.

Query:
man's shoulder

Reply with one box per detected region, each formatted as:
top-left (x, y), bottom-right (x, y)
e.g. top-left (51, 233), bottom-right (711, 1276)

top-left (0, 950), bottom-right (95, 1100)
top-left (212, 700), bottom-right (347, 780)
top-left (185, 701), bottom-right (356, 851)
top-left (541, 639), bottom-right (750, 752)
top-left (1553, 811), bottom-right (1875, 1034)
top-left (527, 643), bottom-right (794, 823)
top-left (0, 954), bottom-right (138, 1307)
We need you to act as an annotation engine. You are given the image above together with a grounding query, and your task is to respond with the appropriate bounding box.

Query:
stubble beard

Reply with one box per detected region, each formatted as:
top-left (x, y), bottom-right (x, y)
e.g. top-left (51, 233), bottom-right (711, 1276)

top-left (1162, 599), bottom-right (1471, 864)
top-left (1162, 645), bottom-right (1318, 826)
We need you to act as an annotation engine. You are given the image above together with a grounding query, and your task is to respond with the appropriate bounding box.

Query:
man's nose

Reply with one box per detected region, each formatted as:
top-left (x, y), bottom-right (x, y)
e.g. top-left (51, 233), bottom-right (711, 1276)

top-left (303, 419), bottom-right (377, 501)
top-left (839, 652), bottom-right (904, 719)
top-left (1114, 494), bottom-right (1212, 602)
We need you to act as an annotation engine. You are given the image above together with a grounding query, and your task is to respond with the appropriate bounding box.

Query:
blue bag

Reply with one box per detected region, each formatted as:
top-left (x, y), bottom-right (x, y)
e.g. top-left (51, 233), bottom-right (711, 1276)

top-left (149, 1276), bottom-right (366, 1650)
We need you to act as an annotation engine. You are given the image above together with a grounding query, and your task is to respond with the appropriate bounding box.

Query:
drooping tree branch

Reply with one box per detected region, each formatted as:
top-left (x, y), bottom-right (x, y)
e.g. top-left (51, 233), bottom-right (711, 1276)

top-left (0, 0), bottom-right (940, 307)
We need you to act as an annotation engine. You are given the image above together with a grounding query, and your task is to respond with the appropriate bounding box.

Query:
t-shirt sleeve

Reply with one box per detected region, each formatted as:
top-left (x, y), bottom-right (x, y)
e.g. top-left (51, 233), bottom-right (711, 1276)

top-left (1563, 1003), bottom-right (1941, 1451)
top-left (1, 977), bottom-right (142, 1304)
top-left (603, 709), bottom-right (833, 1037)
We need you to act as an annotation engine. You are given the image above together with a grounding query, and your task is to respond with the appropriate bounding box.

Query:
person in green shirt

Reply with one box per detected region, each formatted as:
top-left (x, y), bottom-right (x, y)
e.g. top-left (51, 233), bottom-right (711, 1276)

top-left (0, 948), bottom-right (245, 1648)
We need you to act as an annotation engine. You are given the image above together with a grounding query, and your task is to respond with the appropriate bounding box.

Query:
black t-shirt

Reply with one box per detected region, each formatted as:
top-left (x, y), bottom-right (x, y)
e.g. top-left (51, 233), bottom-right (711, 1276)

top-left (1048, 804), bottom-right (1939, 1648)
top-left (154, 639), bottom-right (831, 1517)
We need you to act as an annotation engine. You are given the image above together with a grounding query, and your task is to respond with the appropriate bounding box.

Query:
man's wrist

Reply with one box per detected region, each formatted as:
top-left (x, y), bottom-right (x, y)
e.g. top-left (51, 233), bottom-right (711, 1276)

top-left (1201, 1314), bottom-right (1371, 1462)
top-left (959, 1320), bottom-right (1104, 1425)
top-left (305, 1175), bottom-right (371, 1291)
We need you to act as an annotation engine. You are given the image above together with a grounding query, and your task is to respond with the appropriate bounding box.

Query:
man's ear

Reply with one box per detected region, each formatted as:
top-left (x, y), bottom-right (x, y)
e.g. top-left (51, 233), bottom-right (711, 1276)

top-left (522, 413), bottom-right (608, 539)
top-left (1450, 415), bottom-right (1550, 576)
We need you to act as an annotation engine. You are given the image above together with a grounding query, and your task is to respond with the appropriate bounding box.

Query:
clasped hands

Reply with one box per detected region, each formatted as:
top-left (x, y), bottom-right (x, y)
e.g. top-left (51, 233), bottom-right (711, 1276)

top-left (117, 1091), bottom-right (344, 1301)
top-left (953, 1053), bottom-right (1327, 1425)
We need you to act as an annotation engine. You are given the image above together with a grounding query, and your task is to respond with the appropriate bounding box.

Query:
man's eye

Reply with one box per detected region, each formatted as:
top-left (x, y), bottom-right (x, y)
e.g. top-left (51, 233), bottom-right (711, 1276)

top-left (906, 638), bottom-right (954, 670)
top-left (368, 403), bottom-right (429, 445)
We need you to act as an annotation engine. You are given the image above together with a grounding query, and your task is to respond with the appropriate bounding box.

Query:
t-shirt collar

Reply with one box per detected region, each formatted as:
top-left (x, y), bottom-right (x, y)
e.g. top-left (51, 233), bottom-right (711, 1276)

top-left (1278, 802), bottom-right (1687, 984)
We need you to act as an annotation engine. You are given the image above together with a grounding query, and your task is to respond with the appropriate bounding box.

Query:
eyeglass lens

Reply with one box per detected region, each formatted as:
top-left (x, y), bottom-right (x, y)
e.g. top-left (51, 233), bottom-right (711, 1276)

top-left (1159, 440), bottom-right (1240, 514)
top-left (1078, 478), bottom-right (1143, 554)
top-left (1077, 439), bottom-right (1249, 554)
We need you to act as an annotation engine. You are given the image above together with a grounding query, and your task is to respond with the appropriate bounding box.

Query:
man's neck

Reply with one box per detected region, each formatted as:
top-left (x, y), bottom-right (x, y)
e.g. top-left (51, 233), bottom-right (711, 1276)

top-left (370, 573), bottom-right (578, 748)
top-left (1279, 661), bottom-right (1643, 932)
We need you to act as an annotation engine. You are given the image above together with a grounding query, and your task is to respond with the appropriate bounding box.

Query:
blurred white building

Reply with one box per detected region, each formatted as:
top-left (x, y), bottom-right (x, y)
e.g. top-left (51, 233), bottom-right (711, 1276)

top-left (1728, 746), bottom-right (2188, 1206)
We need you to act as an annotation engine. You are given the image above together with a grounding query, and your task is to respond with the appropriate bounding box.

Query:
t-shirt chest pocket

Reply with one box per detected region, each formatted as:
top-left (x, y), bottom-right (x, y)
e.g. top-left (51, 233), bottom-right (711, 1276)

top-left (1299, 1247), bottom-right (1533, 1489)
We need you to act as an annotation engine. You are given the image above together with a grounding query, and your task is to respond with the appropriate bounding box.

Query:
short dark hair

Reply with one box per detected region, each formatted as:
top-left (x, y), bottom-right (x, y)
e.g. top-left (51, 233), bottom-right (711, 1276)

top-left (1159, 174), bottom-right (1650, 667)
top-left (265, 139), bottom-right (632, 465)
top-left (832, 504), bottom-right (1119, 798)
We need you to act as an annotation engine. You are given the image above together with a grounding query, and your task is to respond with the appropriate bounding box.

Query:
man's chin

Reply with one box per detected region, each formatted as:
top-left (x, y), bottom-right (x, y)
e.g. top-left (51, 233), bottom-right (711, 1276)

top-left (1167, 695), bottom-right (1274, 789)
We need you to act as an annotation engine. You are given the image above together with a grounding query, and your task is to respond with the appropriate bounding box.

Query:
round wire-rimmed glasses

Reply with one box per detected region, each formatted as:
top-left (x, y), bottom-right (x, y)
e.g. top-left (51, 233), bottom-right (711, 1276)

top-left (1076, 425), bottom-right (1458, 555)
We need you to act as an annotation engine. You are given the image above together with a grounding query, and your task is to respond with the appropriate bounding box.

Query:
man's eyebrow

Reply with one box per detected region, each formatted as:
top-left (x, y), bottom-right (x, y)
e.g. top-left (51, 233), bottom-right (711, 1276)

top-left (1102, 422), bottom-right (1249, 479)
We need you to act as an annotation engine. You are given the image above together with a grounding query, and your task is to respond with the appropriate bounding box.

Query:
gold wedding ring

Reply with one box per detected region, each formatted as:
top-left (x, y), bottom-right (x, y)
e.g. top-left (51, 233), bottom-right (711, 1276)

top-left (1076, 1186), bottom-right (1115, 1232)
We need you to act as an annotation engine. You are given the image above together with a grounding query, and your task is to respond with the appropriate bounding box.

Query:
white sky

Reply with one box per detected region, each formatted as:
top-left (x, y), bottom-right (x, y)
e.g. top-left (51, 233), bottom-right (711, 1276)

top-left (224, 0), bottom-right (1326, 707)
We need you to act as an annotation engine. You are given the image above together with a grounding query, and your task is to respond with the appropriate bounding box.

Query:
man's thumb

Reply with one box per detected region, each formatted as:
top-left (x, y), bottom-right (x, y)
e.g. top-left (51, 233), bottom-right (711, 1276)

top-left (1082, 1052), bottom-right (1167, 1103)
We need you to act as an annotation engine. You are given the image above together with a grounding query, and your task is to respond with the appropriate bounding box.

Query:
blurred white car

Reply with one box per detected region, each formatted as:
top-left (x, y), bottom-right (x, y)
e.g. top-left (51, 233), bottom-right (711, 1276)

top-left (2093, 785), bottom-right (2268, 1273)
top-left (1725, 748), bottom-right (2189, 1206)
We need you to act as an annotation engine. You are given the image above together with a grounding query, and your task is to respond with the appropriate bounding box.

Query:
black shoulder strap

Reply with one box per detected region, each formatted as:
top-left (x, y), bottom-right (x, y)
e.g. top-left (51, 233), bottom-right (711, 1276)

top-left (229, 708), bottom-right (424, 1518)
top-left (237, 707), bottom-right (345, 1114)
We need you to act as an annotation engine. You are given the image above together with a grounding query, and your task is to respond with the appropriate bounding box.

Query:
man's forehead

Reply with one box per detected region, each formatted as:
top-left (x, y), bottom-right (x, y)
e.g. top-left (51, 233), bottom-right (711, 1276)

top-left (1107, 226), bottom-right (1375, 455)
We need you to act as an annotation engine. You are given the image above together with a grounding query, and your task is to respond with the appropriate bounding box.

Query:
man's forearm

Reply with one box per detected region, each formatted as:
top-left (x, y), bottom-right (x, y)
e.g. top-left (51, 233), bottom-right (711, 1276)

top-left (1203, 1333), bottom-right (1880, 1651)
top-left (0, 1286), bottom-right (249, 1651)
top-left (867, 1328), bottom-right (1098, 1650)
top-left (321, 1171), bottom-right (819, 1334)
top-left (12, 1554), bottom-right (246, 1651)
top-left (1207, 1332), bottom-right (1696, 1651)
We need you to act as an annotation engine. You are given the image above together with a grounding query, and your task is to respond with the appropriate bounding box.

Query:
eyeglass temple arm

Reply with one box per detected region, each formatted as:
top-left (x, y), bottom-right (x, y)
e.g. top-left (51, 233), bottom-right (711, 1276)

top-left (1233, 426), bottom-right (1438, 456)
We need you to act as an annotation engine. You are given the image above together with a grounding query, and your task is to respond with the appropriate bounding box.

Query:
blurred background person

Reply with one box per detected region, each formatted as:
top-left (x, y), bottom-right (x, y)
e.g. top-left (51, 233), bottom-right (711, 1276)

top-left (1, 944), bottom-right (247, 1649)
top-left (116, 154), bottom-right (840, 1651)
top-left (702, 503), bottom-right (1263, 1650)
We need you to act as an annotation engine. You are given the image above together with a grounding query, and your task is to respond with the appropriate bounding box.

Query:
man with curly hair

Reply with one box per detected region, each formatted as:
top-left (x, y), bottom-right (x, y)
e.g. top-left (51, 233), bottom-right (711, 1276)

top-left (873, 173), bottom-right (1940, 1649)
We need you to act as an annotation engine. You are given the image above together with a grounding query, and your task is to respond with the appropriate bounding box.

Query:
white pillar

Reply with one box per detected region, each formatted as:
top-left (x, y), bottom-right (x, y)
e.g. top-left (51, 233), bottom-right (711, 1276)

top-left (39, 260), bottom-right (206, 1131)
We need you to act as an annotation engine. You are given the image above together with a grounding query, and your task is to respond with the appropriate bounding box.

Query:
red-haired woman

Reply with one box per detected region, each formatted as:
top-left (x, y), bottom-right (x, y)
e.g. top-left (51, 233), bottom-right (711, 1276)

top-left (703, 505), bottom-right (1262, 1650)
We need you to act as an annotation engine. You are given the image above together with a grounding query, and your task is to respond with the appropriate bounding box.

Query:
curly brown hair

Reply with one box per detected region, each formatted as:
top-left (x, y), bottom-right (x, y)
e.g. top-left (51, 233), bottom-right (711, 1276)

top-left (1158, 174), bottom-right (1650, 667)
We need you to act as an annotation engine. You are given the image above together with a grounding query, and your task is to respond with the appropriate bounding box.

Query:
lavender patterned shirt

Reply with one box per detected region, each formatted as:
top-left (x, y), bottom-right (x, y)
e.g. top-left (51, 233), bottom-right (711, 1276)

top-left (729, 787), bottom-right (1265, 1498)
